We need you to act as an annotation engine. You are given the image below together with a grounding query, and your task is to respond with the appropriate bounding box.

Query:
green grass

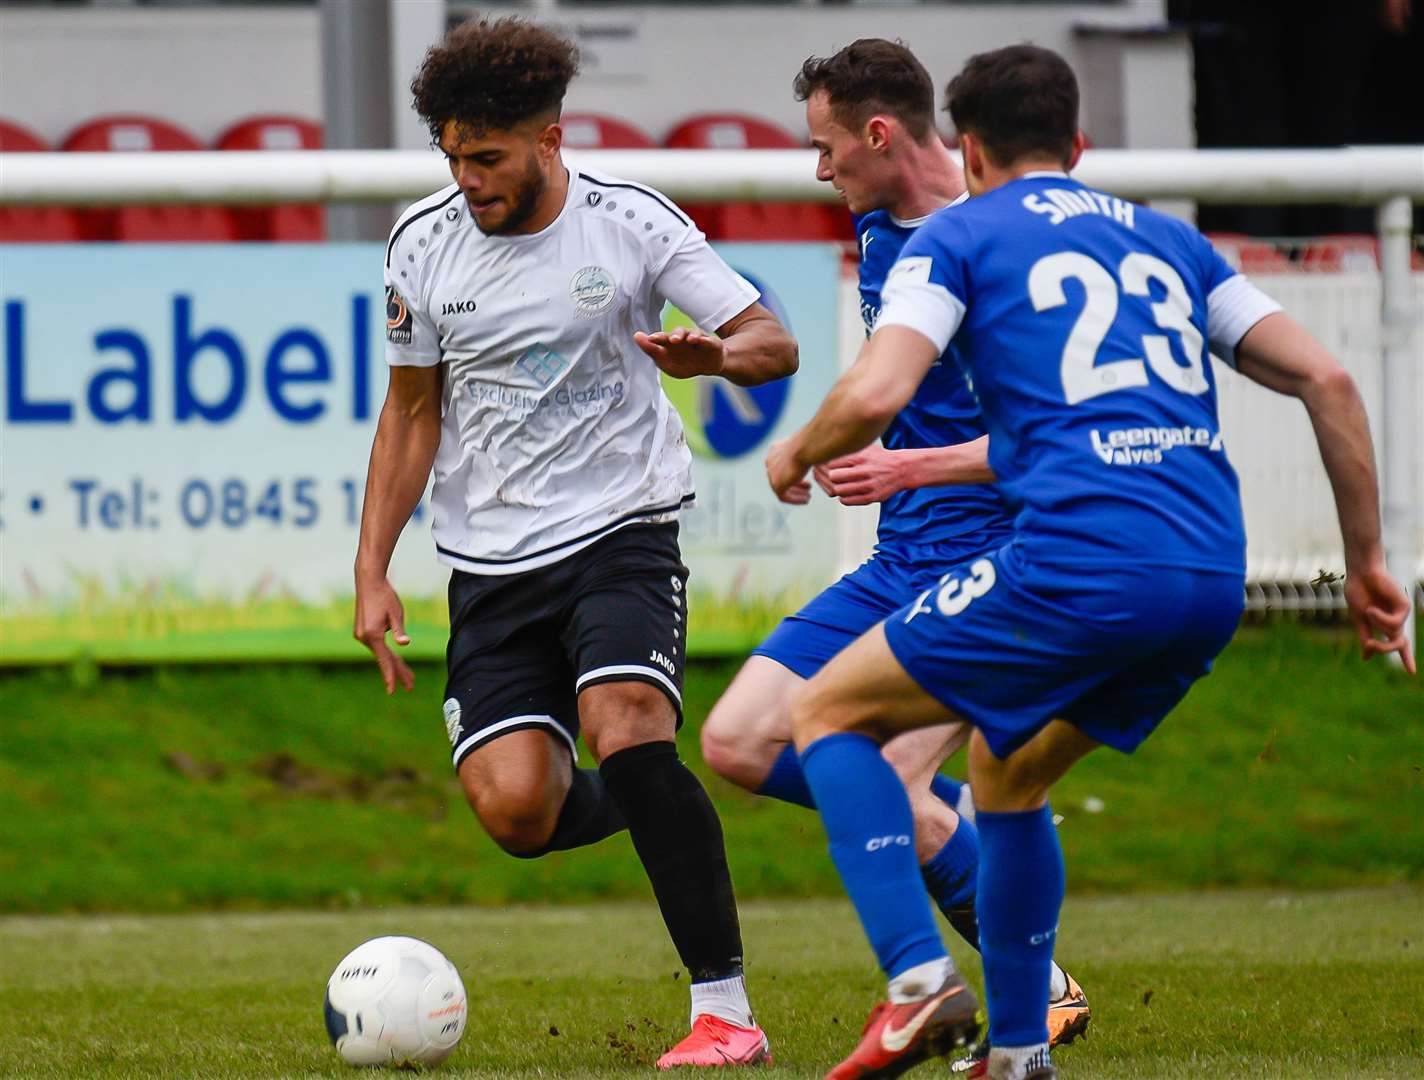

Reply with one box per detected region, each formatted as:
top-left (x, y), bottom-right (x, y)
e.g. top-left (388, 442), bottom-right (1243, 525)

top-left (0, 581), bottom-right (805, 664)
top-left (0, 624), bottom-right (1420, 913)
top-left (2, 889), bottom-right (1420, 1078)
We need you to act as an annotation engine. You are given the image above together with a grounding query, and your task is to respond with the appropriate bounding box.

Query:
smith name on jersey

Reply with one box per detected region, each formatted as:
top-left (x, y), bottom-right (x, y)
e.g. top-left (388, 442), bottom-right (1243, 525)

top-left (385, 166), bottom-right (759, 575)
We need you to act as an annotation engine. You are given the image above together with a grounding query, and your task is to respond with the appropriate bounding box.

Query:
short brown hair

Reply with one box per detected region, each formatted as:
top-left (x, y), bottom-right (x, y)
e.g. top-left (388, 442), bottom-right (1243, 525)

top-left (793, 39), bottom-right (936, 143)
top-left (945, 44), bottom-right (1079, 167)
top-left (411, 17), bottom-right (580, 143)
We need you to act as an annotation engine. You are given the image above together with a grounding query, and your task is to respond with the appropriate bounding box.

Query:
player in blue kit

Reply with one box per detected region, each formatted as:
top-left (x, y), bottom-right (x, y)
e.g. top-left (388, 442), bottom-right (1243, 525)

top-left (766, 44), bottom-right (1414, 1080)
top-left (701, 40), bottom-right (1088, 1056)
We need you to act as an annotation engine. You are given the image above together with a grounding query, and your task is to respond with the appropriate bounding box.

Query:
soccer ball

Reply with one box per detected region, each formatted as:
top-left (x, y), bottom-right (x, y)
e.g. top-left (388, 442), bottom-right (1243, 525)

top-left (323, 936), bottom-right (468, 1068)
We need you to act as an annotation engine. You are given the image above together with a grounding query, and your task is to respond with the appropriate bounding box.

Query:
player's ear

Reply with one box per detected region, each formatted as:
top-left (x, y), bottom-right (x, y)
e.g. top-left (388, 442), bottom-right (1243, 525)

top-left (1065, 130), bottom-right (1086, 172)
top-left (537, 119), bottom-right (563, 161)
top-left (961, 133), bottom-right (984, 184)
top-left (865, 115), bottom-right (892, 153)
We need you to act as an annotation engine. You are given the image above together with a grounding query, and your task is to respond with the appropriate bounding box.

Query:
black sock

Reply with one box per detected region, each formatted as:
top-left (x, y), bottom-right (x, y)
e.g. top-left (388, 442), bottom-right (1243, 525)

top-left (599, 740), bottom-right (744, 981)
top-left (947, 902), bottom-right (982, 951)
top-left (510, 768), bottom-right (626, 859)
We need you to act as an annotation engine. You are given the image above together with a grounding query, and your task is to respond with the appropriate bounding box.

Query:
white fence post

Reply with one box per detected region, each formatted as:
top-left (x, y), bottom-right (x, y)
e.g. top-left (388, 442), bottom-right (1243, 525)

top-left (1378, 194), bottom-right (1420, 665)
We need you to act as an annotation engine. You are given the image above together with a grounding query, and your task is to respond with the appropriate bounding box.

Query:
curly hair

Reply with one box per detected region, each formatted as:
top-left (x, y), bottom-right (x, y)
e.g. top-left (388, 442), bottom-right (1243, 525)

top-left (793, 39), bottom-right (936, 143)
top-left (411, 17), bottom-right (580, 143)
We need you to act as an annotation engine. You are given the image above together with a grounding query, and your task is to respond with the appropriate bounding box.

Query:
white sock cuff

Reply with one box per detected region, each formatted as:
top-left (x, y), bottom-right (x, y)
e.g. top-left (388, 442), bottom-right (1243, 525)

top-left (988, 1043), bottom-right (1052, 1080)
top-left (887, 955), bottom-right (954, 1004)
top-left (689, 973), bottom-right (752, 1029)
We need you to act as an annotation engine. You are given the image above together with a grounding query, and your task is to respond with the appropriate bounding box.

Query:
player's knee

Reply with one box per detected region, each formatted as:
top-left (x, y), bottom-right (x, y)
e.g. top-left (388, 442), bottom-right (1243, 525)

top-left (698, 715), bottom-right (738, 781)
top-left (464, 785), bottom-right (561, 857)
top-left (700, 700), bottom-right (769, 790)
top-left (907, 793), bottom-right (957, 860)
top-left (967, 739), bottom-right (1049, 812)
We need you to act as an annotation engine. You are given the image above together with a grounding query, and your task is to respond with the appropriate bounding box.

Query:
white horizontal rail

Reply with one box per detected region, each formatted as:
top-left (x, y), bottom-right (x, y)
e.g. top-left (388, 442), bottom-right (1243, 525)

top-left (0, 147), bottom-right (1421, 207)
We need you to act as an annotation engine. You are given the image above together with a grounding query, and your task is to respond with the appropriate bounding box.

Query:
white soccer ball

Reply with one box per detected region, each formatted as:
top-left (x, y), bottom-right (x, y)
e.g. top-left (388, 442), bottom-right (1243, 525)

top-left (324, 936), bottom-right (467, 1068)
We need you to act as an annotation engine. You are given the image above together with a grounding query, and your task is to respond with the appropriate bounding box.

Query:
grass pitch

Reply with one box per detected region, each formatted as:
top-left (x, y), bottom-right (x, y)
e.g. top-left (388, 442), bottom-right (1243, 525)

top-left (3, 889), bottom-right (1420, 1079)
top-left (1, 623), bottom-right (1420, 913)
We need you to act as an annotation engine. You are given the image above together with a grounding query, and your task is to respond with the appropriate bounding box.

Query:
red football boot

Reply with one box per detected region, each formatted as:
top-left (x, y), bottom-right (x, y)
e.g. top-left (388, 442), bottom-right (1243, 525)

top-left (656, 1014), bottom-right (772, 1068)
top-left (825, 971), bottom-right (981, 1080)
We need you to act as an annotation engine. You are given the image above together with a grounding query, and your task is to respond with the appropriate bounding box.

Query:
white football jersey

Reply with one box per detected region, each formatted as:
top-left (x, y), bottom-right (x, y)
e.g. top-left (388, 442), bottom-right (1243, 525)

top-left (384, 165), bottom-right (760, 575)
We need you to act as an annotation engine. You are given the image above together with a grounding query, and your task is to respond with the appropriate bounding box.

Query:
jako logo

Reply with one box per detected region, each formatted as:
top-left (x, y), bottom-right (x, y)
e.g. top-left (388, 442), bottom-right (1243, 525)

top-left (441, 299), bottom-right (477, 316)
top-left (659, 268), bottom-right (791, 460)
top-left (865, 835), bottom-right (911, 852)
top-left (649, 649), bottom-right (676, 675)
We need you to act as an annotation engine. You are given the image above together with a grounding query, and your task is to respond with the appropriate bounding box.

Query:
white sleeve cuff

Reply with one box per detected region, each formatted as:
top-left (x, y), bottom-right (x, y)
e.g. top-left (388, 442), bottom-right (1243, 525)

top-left (695, 275), bottom-right (762, 332)
top-left (385, 346), bottom-right (442, 368)
top-left (1207, 275), bottom-right (1282, 368)
top-left (877, 270), bottom-right (966, 355)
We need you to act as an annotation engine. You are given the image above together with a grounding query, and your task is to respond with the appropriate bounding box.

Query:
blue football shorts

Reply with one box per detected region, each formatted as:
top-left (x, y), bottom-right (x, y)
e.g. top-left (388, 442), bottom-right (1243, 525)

top-left (881, 540), bottom-right (1244, 758)
top-left (753, 528), bottom-right (1012, 679)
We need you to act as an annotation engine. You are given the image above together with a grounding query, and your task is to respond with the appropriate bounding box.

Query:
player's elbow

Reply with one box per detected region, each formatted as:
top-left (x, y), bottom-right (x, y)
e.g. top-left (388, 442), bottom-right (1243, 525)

top-left (1302, 360), bottom-right (1359, 411)
top-left (756, 325), bottom-right (798, 380)
top-left (776, 330), bottom-right (800, 378)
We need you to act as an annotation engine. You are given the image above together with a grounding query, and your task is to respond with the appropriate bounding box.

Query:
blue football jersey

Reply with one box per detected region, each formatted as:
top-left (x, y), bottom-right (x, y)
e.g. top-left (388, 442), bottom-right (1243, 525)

top-left (878, 173), bottom-right (1280, 574)
top-left (853, 207), bottom-right (1012, 550)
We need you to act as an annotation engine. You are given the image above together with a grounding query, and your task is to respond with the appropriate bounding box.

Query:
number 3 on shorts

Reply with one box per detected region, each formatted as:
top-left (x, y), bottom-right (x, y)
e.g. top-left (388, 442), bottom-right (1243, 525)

top-left (905, 558), bottom-right (998, 623)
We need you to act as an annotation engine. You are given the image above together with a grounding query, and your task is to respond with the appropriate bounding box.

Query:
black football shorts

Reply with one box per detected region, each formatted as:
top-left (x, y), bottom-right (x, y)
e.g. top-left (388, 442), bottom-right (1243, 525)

top-left (441, 522), bottom-right (688, 771)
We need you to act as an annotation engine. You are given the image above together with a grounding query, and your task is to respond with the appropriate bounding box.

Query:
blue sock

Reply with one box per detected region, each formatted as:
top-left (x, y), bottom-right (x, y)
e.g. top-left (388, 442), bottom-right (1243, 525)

top-left (930, 773), bottom-right (965, 809)
top-left (765, 746), bottom-right (980, 915)
top-left (799, 733), bottom-right (946, 979)
top-left (755, 744), bottom-right (816, 809)
top-left (975, 805), bottom-right (1065, 1047)
top-left (761, 752), bottom-right (970, 821)
top-left (920, 814), bottom-right (979, 913)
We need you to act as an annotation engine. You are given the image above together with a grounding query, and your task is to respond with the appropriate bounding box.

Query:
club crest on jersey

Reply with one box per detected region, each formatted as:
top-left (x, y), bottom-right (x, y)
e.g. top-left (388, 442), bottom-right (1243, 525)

top-left (570, 265), bottom-right (616, 317)
top-left (386, 286), bottom-right (413, 345)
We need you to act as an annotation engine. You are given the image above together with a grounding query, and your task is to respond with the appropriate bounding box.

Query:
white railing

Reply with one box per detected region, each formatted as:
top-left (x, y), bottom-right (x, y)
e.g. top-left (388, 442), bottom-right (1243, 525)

top-left (1, 146), bottom-right (1421, 205)
top-left (3, 145), bottom-right (1421, 654)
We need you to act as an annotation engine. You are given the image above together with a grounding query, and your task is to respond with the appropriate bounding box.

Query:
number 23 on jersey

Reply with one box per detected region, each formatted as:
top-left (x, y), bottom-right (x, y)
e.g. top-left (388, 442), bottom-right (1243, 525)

top-left (1030, 250), bottom-right (1209, 406)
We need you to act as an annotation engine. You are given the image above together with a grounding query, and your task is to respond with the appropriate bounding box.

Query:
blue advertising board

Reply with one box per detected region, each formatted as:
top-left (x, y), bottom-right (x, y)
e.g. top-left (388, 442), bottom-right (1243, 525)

top-left (0, 242), bottom-right (842, 663)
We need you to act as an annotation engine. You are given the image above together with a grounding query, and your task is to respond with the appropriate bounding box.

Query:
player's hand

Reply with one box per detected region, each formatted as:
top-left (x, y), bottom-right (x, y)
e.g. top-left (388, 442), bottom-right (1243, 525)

top-left (813, 445), bottom-right (906, 506)
top-left (353, 576), bottom-right (416, 694)
top-left (634, 327), bottom-right (725, 379)
top-left (1343, 560), bottom-right (1416, 674)
top-left (765, 436), bottom-right (810, 503)
top-left (780, 479), bottom-right (812, 505)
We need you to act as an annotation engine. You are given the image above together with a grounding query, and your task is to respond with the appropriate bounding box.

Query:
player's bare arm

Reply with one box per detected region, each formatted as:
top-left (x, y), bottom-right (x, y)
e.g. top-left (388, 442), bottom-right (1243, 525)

top-left (634, 300), bottom-right (797, 385)
top-left (1233, 312), bottom-right (1414, 673)
top-left (353, 364), bottom-right (443, 694)
top-left (814, 436), bottom-right (994, 505)
top-left (766, 324), bottom-right (938, 499)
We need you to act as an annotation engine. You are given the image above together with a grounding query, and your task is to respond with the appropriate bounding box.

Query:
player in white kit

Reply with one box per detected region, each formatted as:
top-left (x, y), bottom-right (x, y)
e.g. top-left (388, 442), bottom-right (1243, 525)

top-left (353, 18), bottom-right (798, 1067)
